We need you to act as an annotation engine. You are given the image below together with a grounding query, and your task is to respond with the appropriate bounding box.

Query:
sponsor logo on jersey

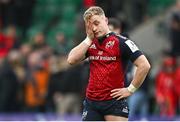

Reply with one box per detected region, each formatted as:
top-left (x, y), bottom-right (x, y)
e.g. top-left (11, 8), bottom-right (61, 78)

top-left (89, 56), bottom-right (116, 61)
top-left (122, 106), bottom-right (129, 113)
top-left (89, 44), bottom-right (96, 49)
top-left (98, 51), bottom-right (103, 55)
top-left (125, 40), bottom-right (139, 53)
top-left (82, 111), bottom-right (88, 120)
top-left (105, 41), bottom-right (115, 49)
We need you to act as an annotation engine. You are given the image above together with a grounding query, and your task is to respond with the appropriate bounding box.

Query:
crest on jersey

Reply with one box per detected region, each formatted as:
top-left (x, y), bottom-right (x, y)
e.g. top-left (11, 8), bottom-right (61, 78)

top-left (89, 44), bottom-right (96, 49)
top-left (105, 41), bottom-right (115, 49)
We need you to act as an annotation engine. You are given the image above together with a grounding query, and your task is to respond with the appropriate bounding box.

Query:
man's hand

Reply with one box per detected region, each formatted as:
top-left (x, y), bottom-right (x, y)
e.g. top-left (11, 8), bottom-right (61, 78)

top-left (85, 21), bottom-right (94, 40)
top-left (110, 88), bottom-right (133, 100)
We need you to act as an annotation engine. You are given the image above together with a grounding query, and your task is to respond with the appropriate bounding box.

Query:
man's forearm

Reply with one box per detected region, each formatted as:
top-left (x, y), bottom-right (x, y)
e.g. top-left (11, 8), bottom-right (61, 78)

top-left (128, 55), bottom-right (151, 93)
top-left (67, 37), bottom-right (92, 65)
top-left (131, 64), bottom-right (149, 88)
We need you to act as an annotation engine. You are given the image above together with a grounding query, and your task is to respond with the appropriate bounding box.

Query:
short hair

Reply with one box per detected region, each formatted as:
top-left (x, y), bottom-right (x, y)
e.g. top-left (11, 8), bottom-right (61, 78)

top-left (108, 18), bottom-right (121, 29)
top-left (83, 6), bottom-right (105, 22)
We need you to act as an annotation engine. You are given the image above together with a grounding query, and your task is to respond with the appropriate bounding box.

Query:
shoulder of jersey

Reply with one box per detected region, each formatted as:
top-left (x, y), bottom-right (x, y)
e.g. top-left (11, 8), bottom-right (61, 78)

top-left (115, 34), bottom-right (128, 41)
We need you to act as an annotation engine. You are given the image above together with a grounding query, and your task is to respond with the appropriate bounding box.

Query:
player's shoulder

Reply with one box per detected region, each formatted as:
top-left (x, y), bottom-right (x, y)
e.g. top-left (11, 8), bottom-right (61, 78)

top-left (114, 33), bottom-right (129, 43)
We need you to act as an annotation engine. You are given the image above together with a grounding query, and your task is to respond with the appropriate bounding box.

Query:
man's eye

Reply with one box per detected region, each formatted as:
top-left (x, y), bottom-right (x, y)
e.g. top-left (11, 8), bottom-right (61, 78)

top-left (94, 22), bottom-right (99, 25)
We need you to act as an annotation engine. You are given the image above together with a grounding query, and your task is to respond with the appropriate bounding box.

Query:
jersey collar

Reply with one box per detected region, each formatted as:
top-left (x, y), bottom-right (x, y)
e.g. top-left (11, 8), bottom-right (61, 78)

top-left (98, 31), bottom-right (115, 43)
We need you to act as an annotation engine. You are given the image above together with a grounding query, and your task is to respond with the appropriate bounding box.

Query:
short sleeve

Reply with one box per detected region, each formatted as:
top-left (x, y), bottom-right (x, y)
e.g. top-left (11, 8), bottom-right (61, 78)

top-left (119, 37), bottom-right (143, 62)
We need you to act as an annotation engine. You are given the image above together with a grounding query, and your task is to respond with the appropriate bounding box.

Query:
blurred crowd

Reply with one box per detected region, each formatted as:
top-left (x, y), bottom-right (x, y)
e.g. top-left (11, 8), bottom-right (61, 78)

top-left (0, 25), bottom-right (87, 114)
top-left (0, 0), bottom-right (179, 120)
top-left (154, 0), bottom-right (180, 118)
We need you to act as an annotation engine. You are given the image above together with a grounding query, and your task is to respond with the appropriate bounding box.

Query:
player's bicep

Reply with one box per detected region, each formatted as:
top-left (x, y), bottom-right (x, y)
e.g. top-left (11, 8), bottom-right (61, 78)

top-left (133, 55), bottom-right (147, 67)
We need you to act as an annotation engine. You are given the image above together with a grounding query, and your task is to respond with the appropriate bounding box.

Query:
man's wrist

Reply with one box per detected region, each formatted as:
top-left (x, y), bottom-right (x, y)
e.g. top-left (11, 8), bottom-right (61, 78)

top-left (83, 36), bottom-right (92, 46)
top-left (127, 84), bottom-right (137, 93)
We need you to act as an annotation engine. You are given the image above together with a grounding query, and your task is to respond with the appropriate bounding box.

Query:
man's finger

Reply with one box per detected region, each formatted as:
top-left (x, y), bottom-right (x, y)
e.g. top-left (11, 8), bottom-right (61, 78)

top-left (110, 92), bottom-right (119, 96)
top-left (117, 96), bottom-right (124, 100)
top-left (111, 88), bottom-right (121, 92)
top-left (112, 93), bottom-right (122, 98)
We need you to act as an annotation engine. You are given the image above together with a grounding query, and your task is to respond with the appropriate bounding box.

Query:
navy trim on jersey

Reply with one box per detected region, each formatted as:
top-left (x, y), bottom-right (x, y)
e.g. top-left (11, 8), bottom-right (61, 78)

top-left (116, 35), bottom-right (143, 63)
top-left (97, 32), bottom-right (115, 43)
top-left (130, 50), bottom-right (143, 62)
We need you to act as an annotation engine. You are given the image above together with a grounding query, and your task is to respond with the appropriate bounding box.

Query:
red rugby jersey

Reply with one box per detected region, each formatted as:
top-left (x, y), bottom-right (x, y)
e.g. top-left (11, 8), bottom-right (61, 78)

top-left (86, 32), bottom-right (142, 101)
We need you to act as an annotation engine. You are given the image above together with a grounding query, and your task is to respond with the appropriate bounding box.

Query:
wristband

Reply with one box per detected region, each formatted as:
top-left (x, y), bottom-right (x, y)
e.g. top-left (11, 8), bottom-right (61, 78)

top-left (83, 36), bottom-right (92, 46)
top-left (127, 84), bottom-right (137, 93)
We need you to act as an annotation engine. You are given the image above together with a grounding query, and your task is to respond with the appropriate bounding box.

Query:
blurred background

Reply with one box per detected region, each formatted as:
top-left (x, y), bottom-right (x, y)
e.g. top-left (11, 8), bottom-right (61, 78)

top-left (0, 0), bottom-right (180, 121)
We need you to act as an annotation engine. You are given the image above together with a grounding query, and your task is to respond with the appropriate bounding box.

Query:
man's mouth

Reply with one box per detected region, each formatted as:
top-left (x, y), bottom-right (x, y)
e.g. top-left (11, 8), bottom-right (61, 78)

top-left (94, 32), bottom-right (99, 35)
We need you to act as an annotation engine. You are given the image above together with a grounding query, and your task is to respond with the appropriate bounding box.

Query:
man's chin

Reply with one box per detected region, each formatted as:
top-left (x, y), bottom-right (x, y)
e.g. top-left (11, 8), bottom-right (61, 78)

top-left (95, 34), bottom-right (103, 39)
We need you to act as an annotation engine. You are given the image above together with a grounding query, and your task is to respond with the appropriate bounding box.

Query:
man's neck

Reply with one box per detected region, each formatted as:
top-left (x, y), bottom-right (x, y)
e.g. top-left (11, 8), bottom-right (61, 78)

top-left (105, 29), bottom-right (111, 35)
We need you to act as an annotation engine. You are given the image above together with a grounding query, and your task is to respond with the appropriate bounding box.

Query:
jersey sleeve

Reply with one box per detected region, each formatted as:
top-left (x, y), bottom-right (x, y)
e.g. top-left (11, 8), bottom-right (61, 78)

top-left (119, 37), bottom-right (143, 62)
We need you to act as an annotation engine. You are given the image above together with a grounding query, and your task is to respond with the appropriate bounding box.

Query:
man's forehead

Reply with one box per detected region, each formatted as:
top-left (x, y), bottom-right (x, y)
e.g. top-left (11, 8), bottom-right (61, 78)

top-left (88, 15), bottom-right (104, 23)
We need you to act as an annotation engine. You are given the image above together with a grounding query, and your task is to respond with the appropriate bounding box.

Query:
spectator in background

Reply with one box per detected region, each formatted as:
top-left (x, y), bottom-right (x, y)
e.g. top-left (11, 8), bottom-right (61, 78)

top-left (47, 54), bottom-right (82, 115)
top-left (0, 51), bottom-right (20, 112)
top-left (108, 17), bottom-right (129, 37)
top-left (166, 0), bottom-right (180, 57)
top-left (155, 56), bottom-right (177, 117)
top-left (0, 25), bottom-right (21, 59)
top-left (169, 12), bottom-right (180, 57)
top-left (30, 32), bottom-right (52, 69)
top-left (31, 32), bottom-right (47, 50)
top-left (5, 25), bottom-right (21, 49)
top-left (108, 18), bottom-right (122, 34)
top-left (19, 43), bottom-right (32, 66)
top-left (46, 54), bottom-right (67, 112)
top-left (0, 31), bottom-right (13, 58)
top-left (23, 51), bottom-right (50, 112)
top-left (55, 32), bottom-right (71, 56)
top-left (7, 50), bottom-right (25, 111)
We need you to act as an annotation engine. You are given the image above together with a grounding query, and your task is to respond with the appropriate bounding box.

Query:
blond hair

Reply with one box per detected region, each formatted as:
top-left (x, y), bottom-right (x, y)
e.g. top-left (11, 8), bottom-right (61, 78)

top-left (83, 6), bottom-right (105, 22)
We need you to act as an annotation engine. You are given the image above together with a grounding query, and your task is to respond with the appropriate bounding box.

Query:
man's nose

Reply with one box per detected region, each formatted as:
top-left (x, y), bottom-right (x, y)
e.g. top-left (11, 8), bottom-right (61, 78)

top-left (92, 25), bottom-right (97, 32)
